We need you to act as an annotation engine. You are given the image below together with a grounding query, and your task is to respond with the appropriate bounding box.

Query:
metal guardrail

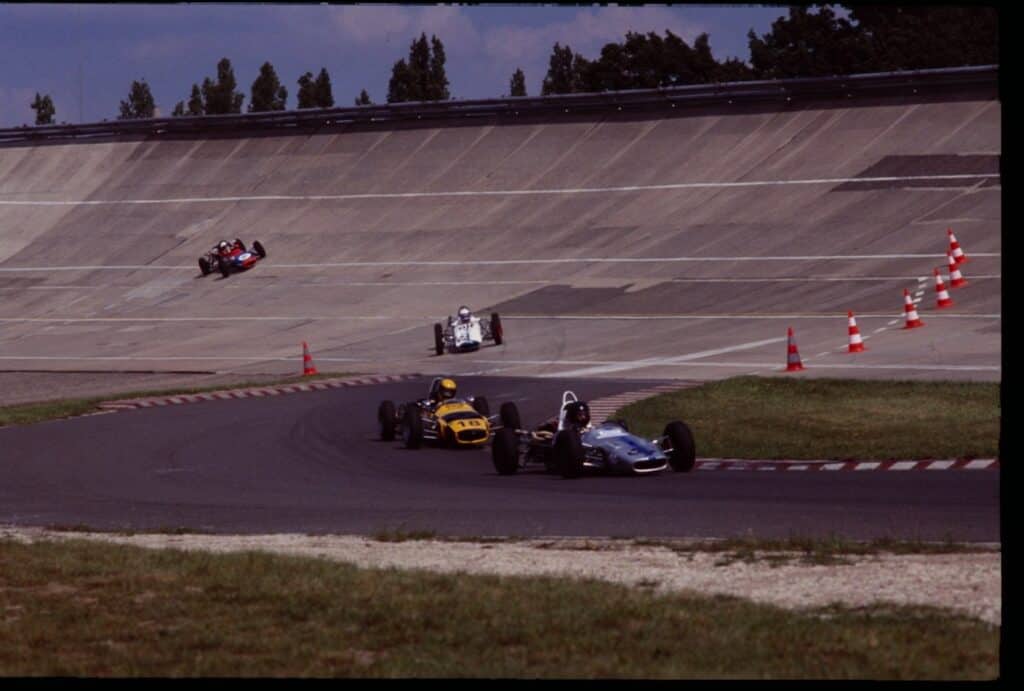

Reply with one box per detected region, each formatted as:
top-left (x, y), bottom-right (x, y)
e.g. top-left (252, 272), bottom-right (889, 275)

top-left (0, 65), bottom-right (997, 145)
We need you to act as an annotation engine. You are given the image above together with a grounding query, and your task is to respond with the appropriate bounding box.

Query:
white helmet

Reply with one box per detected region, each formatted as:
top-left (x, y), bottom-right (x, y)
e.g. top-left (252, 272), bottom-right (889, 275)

top-left (457, 306), bottom-right (472, 322)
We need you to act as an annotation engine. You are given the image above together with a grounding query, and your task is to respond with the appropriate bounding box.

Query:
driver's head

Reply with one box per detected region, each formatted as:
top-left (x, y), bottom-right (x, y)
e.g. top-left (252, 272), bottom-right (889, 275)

top-left (218, 241), bottom-right (230, 252)
top-left (438, 378), bottom-right (457, 401)
top-left (457, 306), bottom-right (471, 322)
top-left (566, 401), bottom-right (591, 428)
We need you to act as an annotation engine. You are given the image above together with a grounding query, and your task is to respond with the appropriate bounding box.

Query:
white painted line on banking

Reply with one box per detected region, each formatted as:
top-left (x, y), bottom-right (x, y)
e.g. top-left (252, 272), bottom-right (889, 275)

top-left (0, 173), bottom-right (1000, 207)
top-left (0, 253), bottom-right (1001, 272)
top-left (542, 338), bottom-right (786, 378)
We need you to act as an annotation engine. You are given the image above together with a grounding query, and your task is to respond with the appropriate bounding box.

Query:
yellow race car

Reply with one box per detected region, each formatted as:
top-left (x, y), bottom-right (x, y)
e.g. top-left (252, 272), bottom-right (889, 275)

top-left (377, 377), bottom-right (521, 449)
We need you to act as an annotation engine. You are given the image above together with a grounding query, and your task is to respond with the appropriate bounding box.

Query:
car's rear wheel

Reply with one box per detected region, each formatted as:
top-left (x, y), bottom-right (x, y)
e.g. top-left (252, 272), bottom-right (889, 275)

top-left (555, 430), bottom-right (584, 478)
top-left (491, 312), bottom-right (503, 345)
top-left (664, 421), bottom-right (696, 472)
top-left (491, 427), bottom-right (520, 475)
top-left (499, 402), bottom-right (521, 430)
top-left (218, 257), bottom-right (231, 278)
top-left (198, 257), bottom-right (211, 275)
top-left (401, 406), bottom-right (423, 449)
top-left (253, 240), bottom-right (266, 258)
top-left (378, 400), bottom-right (396, 441)
top-left (472, 396), bottom-right (490, 417)
top-left (434, 323), bottom-right (445, 356)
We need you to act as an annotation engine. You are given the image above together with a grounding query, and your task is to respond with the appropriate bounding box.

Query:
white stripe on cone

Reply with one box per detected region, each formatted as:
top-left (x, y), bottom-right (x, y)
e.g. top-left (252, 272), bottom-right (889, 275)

top-left (948, 228), bottom-right (967, 264)
top-left (947, 251), bottom-right (968, 288)
top-left (847, 311), bottom-right (866, 352)
top-left (933, 268), bottom-right (953, 308)
top-left (903, 288), bottom-right (924, 328)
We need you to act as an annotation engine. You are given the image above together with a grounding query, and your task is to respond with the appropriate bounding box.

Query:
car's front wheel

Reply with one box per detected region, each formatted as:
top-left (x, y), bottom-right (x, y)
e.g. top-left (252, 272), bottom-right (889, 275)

top-left (490, 312), bottom-right (503, 345)
top-left (218, 257), bottom-right (231, 278)
top-left (491, 427), bottom-right (520, 475)
top-left (434, 323), bottom-right (445, 356)
top-left (499, 402), bottom-right (521, 430)
top-left (401, 406), bottom-right (423, 449)
top-left (253, 240), bottom-right (266, 258)
top-left (555, 430), bottom-right (584, 478)
top-left (664, 421), bottom-right (696, 472)
top-left (472, 396), bottom-right (490, 417)
top-left (198, 257), bottom-right (211, 275)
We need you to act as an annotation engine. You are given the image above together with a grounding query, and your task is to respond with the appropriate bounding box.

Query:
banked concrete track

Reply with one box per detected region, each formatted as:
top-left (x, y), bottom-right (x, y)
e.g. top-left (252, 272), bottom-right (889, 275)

top-left (0, 93), bottom-right (1001, 384)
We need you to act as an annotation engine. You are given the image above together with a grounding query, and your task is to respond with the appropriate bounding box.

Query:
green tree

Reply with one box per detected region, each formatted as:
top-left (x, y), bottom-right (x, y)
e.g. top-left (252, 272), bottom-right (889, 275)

top-left (541, 43), bottom-right (577, 94)
top-left (747, 6), bottom-right (871, 78)
top-left (844, 5), bottom-right (998, 71)
top-left (428, 35), bottom-right (450, 100)
top-left (314, 68), bottom-right (334, 107)
top-left (172, 101), bottom-right (185, 117)
top-left (509, 68), bottom-right (526, 97)
top-left (354, 89), bottom-right (372, 106)
top-left (187, 84), bottom-right (204, 115)
top-left (201, 57), bottom-right (244, 114)
top-left (387, 33), bottom-right (450, 103)
top-left (297, 72), bottom-right (316, 108)
top-left (30, 93), bottom-right (55, 125)
top-left (249, 61), bottom-right (287, 112)
top-left (387, 59), bottom-right (414, 103)
top-left (118, 79), bottom-right (156, 119)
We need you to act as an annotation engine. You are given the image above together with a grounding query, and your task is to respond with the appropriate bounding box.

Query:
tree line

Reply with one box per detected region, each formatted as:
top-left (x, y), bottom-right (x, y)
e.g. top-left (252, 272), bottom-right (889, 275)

top-left (27, 5), bottom-right (997, 125)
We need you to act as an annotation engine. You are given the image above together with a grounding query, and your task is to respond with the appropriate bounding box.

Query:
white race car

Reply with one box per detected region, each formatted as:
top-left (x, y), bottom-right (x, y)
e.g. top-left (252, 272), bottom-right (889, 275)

top-left (434, 306), bottom-right (503, 355)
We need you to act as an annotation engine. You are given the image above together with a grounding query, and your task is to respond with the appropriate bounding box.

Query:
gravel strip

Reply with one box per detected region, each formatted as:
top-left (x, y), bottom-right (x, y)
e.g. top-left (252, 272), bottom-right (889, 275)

top-left (1, 527), bottom-right (1000, 626)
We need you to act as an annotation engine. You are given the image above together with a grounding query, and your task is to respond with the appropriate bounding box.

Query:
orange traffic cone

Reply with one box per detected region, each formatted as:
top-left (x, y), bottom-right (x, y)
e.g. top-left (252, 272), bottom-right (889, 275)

top-left (846, 311), bottom-right (866, 353)
top-left (902, 288), bottom-right (925, 329)
top-left (302, 341), bottom-right (319, 376)
top-left (947, 251), bottom-right (968, 288)
top-left (933, 268), bottom-right (954, 308)
top-left (948, 228), bottom-right (968, 264)
top-left (784, 327), bottom-right (805, 371)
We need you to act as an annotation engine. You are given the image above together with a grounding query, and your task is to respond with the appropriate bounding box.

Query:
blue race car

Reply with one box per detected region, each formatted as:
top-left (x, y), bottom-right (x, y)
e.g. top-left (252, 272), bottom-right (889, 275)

top-left (490, 391), bottom-right (696, 477)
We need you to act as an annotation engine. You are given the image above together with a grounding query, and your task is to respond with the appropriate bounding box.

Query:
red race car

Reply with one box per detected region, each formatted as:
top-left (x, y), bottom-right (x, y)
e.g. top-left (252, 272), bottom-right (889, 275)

top-left (198, 238), bottom-right (267, 278)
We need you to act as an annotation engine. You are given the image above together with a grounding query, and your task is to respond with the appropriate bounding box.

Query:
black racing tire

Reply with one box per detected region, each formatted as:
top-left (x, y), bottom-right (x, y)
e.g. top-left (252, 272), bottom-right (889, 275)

top-left (234, 238), bottom-right (247, 252)
top-left (555, 429), bottom-right (584, 479)
top-left (401, 405), bottom-right (423, 449)
top-left (378, 400), bottom-right (396, 441)
top-left (218, 257), bottom-right (231, 278)
top-left (253, 240), bottom-right (266, 259)
top-left (491, 312), bottom-right (503, 345)
top-left (198, 257), bottom-right (211, 276)
top-left (472, 396), bottom-right (490, 417)
top-left (491, 427), bottom-right (520, 475)
top-left (499, 402), bottom-right (521, 431)
top-left (434, 323), bottom-right (445, 356)
top-left (664, 421), bottom-right (696, 472)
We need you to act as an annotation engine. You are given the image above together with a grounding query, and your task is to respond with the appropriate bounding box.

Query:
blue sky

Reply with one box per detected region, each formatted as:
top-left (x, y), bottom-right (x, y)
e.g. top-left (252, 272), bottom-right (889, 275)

top-left (0, 3), bottom-right (792, 127)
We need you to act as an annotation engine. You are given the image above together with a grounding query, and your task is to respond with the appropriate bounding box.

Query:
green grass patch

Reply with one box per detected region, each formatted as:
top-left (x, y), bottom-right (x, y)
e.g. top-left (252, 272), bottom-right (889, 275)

top-left (0, 538), bottom-right (998, 678)
top-left (0, 372), bottom-right (353, 428)
top-left (615, 376), bottom-right (999, 460)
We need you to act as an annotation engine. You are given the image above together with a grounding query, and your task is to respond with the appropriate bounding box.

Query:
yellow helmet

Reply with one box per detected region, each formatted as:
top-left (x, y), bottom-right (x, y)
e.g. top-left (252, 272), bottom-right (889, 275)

top-left (438, 378), bottom-right (457, 400)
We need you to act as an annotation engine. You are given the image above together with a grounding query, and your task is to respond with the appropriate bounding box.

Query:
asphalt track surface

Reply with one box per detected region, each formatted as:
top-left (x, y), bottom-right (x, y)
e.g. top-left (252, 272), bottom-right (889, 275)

top-left (0, 376), bottom-right (999, 541)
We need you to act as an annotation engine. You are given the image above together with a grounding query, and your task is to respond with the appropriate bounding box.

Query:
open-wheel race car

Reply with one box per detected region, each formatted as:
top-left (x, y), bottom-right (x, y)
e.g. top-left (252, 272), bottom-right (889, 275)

top-left (490, 391), bottom-right (696, 478)
top-left (198, 238), bottom-right (267, 278)
top-left (434, 306), bottom-right (503, 355)
top-left (378, 376), bottom-right (520, 449)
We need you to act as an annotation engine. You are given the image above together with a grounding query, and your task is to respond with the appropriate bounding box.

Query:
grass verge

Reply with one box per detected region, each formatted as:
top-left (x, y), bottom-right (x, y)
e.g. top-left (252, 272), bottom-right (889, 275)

top-left (0, 372), bottom-right (353, 428)
top-left (614, 376), bottom-right (999, 460)
top-left (0, 538), bottom-right (998, 678)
